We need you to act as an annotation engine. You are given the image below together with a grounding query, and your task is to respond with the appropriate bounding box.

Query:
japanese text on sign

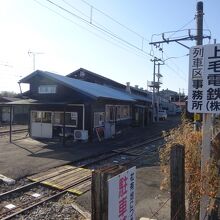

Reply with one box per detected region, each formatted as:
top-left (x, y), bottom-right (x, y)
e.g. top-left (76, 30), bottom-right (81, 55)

top-left (108, 166), bottom-right (136, 220)
top-left (188, 44), bottom-right (220, 113)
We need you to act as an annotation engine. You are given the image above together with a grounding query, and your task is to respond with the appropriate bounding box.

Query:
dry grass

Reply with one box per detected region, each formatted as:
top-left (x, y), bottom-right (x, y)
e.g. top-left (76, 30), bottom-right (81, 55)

top-left (160, 118), bottom-right (219, 216)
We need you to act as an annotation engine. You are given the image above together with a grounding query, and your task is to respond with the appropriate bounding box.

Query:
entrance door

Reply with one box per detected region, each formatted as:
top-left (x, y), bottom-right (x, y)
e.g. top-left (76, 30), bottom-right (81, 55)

top-left (31, 111), bottom-right (52, 138)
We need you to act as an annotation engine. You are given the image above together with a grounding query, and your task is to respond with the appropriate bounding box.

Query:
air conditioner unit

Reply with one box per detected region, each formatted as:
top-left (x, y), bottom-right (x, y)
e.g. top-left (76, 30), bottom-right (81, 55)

top-left (74, 130), bottom-right (88, 140)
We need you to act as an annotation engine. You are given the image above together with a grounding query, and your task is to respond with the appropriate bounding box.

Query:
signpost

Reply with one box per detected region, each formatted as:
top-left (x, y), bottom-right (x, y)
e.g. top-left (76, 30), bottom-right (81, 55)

top-left (108, 166), bottom-right (136, 220)
top-left (188, 44), bottom-right (220, 113)
top-left (188, 43), bottom-right (220, 220)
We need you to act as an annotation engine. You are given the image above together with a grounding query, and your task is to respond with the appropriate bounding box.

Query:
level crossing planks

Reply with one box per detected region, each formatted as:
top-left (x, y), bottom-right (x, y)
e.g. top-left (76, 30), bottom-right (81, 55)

top-left (28, 165), bottom-right (92, 195)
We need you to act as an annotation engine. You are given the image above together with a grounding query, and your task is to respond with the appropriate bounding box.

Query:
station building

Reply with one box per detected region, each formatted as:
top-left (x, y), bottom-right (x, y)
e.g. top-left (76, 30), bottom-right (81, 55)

top-left (8, 69), bottom-right (154, 142)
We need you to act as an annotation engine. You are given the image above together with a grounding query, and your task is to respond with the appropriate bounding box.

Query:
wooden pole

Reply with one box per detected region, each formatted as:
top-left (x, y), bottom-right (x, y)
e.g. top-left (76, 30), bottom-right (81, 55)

top-left (170, 144), bottom-right (185, 220)
top-left (200, 114), bottom-right (212, 220)
top-left (91, 170), bottom-right (102, 220)
top-left (91, 166), bottom-right (127, 220)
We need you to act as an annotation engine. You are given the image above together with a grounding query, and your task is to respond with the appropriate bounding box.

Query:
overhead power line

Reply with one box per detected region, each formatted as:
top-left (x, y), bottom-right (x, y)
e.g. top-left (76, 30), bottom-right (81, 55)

top-left (76, 0), bottom-right (146, 40)
top-left (168, 18), bottom-right (195, 38)
top-left (34, 0), bottom-right (189, 83)
top-left (45, 0), bottom-right (152, 58)
top-left (62, 0), bottom-right (90, 19)
top-left (33, 0), bottom-right (149, 60)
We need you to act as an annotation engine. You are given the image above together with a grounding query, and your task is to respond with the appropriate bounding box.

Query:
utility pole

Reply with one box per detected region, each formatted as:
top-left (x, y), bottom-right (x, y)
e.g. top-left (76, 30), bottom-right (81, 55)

top-left (197, 2), bottom-right (212, 220)
top-left (157, 63), bottom-right (163, 121)
top-left (149, 57), bottom-right (163, 122)
top-left (153, 58), bottom-right (156, 122)
top-left (194, 1), bottom-right (203, 131)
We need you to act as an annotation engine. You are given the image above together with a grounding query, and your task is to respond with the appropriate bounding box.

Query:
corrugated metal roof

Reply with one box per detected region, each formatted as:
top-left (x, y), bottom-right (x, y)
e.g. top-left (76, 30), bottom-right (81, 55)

top-left (2, 99), bottom-right (36, 105)
top-left (20, 71), bottom-right (136, 102)
top-left (5, 99), bottom-right (71, 105)
top-left (130, 93), bottom-right (152, 102)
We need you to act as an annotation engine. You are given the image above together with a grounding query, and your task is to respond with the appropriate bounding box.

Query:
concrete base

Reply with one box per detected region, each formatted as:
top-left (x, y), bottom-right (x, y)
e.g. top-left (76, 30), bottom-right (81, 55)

top-left (140, 218), bottom-right (157, 220)
top-left (0, 174), bottom-right (15, 185)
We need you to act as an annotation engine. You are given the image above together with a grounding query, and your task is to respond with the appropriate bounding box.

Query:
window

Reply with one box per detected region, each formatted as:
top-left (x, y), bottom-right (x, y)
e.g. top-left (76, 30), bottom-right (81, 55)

top-left (105, 105), bottom-right (115, 122)
top-left (38, 85), bottom-right (56, 94)
top-left (116, 106), bottom-right (121, 120)
top-left (65, 112), bottom-right (78, 127)
top-left (105, 105), bottom-right (130, 122)
top-left (94, 112), bottom-right (105, 128)
top-left (53, 112), bottom-right (78, 127)
top-left (122, 106), bottom-right (130, 118)
top-left (2, 107), bottom-right (10, 113)
top-left (42, 112), bottom-right (52, 123)
top-left (31, 111), bottom-right (42, 122)
top-left (31, 111), bottom-right (52, 123)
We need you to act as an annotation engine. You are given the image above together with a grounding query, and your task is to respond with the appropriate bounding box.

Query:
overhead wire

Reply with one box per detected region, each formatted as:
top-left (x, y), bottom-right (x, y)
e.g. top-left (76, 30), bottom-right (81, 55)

top-left (61, 0), bottom-right (148, 55)
top-left (168, 18), bottom-right (195, 38)
top-left (62, 0), bottom-right (90, 19)
top-left (77, 0), bottom-right (146, 40)
top-left (73, 0), bottom-right (192, 74)
top-left (162, 52), bottom-right (188, 81)
top-left (165, 63), bottom-right (187, 82)
top-left (45, 0), bottom-right (153, 58)
top-left (33, 0), bottom-right (150, 61)
top-left (35, 0), bottom-right (190, 84)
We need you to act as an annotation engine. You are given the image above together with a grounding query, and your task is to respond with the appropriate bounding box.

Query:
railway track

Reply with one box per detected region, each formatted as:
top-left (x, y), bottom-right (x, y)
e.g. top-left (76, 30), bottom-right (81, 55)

top-left (0, 133), bottom-right (165, 219)
top-left (0, 129), bottom-right (28, 137)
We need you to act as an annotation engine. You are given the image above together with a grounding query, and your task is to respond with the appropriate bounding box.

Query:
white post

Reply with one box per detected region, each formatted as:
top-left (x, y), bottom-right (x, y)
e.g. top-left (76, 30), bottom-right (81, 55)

top-left (82, 104), bottom-right (85, 130)
top-left (200, 113), bottom-right (212, 220)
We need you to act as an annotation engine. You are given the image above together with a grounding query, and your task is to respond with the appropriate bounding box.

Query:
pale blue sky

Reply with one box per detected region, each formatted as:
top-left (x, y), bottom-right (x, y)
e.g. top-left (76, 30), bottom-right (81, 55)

top-left (0, 0), bottom-right (219, 94)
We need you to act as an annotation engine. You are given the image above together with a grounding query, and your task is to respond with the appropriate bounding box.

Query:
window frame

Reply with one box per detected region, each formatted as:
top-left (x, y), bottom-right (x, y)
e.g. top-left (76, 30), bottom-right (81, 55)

top-left (105, 105), bottom-right (130, 122)
top-left (38, 85), bottom-right (57, 94)
top-left (53, 111), bottom-right (78, 127)
top-left (94, 112), bottom-right (105, 128)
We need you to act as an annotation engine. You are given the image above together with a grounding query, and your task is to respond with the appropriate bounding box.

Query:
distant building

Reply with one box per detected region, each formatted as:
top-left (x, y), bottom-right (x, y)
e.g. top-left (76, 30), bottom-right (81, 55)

top-left (0, 97), bottom-right (29, 124)
top-left (159, 89), bottom-right (186, 112)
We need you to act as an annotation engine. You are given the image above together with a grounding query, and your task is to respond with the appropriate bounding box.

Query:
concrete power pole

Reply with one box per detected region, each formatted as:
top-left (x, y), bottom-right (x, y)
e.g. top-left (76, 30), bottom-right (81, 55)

top-left (150, 57), bottom-right (162, 122)
top-left (194, 1), bottom-right (203, 131)
top-left (151, 58), bottom-right (156, 122)
top-left (196, 2), bottom-right (212, 220)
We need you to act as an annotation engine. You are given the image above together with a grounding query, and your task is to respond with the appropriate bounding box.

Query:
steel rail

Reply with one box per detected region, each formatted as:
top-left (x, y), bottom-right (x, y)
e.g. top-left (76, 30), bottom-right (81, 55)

top-left (0, 133), bottom-right (165, 219)
top-left (0, 132), bottom-right (165, 199)
top-left (1, 176), bottom-right (91, 220)
top-left (0, 128), bottom-right (28, 135)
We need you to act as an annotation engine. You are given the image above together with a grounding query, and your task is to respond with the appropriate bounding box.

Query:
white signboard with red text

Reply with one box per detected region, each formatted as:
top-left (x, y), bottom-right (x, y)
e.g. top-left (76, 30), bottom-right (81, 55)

top-left (108, 166), bottom-right (136, 220)
top-left (188, 44), bottom-right (220, 113)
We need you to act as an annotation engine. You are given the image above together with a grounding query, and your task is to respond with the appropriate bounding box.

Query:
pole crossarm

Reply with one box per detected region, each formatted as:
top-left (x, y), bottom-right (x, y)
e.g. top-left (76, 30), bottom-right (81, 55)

top-left (149, 35), bottom-right (210, 45)
top-left (149, 28), bottom-right (211, 50)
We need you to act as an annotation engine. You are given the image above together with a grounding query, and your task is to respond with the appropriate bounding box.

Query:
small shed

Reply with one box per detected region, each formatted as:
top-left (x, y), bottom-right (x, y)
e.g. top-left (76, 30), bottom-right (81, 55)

top-left (0, 97), bottom-right (29, 124)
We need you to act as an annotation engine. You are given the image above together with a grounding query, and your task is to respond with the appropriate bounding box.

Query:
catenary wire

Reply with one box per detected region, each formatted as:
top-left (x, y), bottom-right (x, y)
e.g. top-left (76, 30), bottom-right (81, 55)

top-left (33, 0), bottom-right (151, 60)
top-left (77, 0), bottom-right (147, 40)
top-left (62, 0), bottom-right (147, 53)
top-left (62, 0), bottom-right (90, 19)
top-left (35, 0), bottom-right (190, 83)
top-left (168, 18), bottom-right (195, 38)
top-left (162, 52), bottom-right (189, 80)
top-left (45, 0), bottom-right (153, 58)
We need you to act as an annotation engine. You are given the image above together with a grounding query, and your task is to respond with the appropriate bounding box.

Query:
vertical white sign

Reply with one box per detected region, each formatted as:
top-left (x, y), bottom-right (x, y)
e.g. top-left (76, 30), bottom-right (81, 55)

top-left (203, 44), bottom-right (220, 112)
top-left (188, 45), bottom-right (204, 113)
top-left (188, 44), bottom-right (220, 113)
top-left (108, 166), bottom-right (136, 220)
